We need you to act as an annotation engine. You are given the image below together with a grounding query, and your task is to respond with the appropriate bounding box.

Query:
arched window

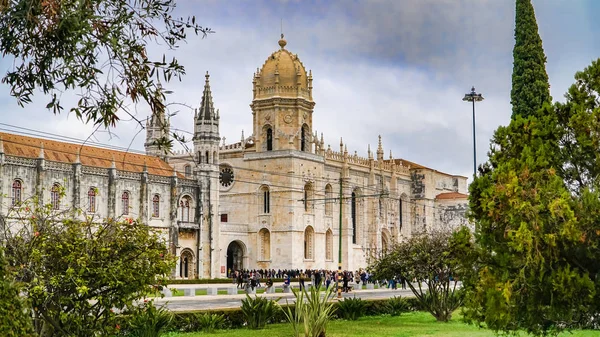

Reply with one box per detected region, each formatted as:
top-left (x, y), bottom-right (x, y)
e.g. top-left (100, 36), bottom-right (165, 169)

top-left (399, 198), bottom-right (404, 231)
top-left (304, 226), bottom-right (314, 260)
top-left (266, 128), bottom-right (273, 151)
top-left (152, 194), bottom-right (160, 217)
top-left (51, 183), bottom-right (61, 210)
top-left (325, 184), bottom-right (333, 216)
top-left (205, 151), bottom-right (209, 164)
top-left (121, 191), bottom-right (130, 215)
top-left (179, 249), bottom-right (194, 279)
top-left (351, 191), bottom-right (357, 244)
top-left (180, 196), bottom-right (192, 222)
top-left (184, 165), bottom-right (191, 178)
top-left (88, 187), bottom-right (96, 213)
top-left (260, 185), bottom-right (270, 214)
top-left (303, 183), bottom-right (313, 212)
top-left (258, 228), bottom-right (271, 261)
top-left (326, 229), bottom-right (333, 261)
top-left (301, 125), bottom-right (308, 151)
top-left (11, 180), bottom-right (22, 206)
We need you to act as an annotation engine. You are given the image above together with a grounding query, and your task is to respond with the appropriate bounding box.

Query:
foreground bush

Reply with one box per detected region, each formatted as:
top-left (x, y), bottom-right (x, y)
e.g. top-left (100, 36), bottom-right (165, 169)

top-left (387, 296), bottom-right (410, 317)
top-left (337, 297), bottom-right (366, 320)
top-left (196, 313), bottom-right (226, 333)
top-left (167, 298), bottom-right (420, 332)
top-left (0, 247), bottom-right (34, 337)
top-left (1, 195), bottom-right (175, 337)
top-left (284, 285), bottom-right (336, 337)
top-left (240, 295), bottom-right (281, 329)
top-left (122, 301), bottom-right (173, 337)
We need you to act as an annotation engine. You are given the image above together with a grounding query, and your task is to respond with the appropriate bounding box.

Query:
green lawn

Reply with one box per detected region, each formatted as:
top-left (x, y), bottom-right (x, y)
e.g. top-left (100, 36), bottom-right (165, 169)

top-left (163, 311), bottom-right (600, 337)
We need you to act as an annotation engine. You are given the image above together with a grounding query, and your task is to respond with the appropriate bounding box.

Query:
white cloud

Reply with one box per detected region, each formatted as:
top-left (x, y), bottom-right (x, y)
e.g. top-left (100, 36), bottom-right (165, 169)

top-left (0, 0), bottom-right (598, 184)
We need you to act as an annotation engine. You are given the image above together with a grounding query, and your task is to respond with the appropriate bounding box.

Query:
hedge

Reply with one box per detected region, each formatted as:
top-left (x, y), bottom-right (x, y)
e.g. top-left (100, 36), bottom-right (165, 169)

top-left (167, 297), bottom-right (423, 332)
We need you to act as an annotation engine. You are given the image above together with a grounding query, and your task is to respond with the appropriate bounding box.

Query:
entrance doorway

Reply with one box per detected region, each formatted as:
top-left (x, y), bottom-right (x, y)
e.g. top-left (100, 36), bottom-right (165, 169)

top-left (226, 241), bottom-right (244, 275)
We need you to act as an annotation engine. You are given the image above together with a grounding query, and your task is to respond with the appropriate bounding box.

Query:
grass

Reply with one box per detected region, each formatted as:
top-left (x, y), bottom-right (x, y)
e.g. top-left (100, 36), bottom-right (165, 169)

top-left (163, 311), bottom-right (600, 337)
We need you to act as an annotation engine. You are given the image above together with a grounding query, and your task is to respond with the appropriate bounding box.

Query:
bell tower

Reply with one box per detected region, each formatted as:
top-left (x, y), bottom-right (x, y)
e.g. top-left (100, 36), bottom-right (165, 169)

top-left (250, 35), bottom-right (316, 153)
top-left (193, 71), bottom-right (221, 278)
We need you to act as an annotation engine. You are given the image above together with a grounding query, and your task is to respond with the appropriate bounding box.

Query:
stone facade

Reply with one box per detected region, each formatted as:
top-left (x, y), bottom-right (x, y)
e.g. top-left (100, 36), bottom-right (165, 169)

top-left (0, 35), bottom-right (469, 279)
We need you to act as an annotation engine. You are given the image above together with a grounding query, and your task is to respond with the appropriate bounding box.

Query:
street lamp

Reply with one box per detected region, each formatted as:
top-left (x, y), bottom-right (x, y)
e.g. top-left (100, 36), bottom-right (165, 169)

top-left (462, 86), bottom-right (484, 176)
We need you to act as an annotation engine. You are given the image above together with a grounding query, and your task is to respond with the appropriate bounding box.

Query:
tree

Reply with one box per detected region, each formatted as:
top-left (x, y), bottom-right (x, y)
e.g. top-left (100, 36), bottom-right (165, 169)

top-left (465, 59), bottom-right (600, 336)
top-left (0, 247), bottom-right (35, 337)
top-left (369, 227), bottom-right (472, 322)
top-left (511, 0), bottom-right (551, 119)
top-left (0, 193), bottom-right (176, 337)
top-left (0, 0), bottom-right (211, 151)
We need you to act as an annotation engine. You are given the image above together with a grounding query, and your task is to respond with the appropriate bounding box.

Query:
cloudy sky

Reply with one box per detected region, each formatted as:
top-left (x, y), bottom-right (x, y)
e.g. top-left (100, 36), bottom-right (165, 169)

top-left (1, 0), bottom-right (599, 181)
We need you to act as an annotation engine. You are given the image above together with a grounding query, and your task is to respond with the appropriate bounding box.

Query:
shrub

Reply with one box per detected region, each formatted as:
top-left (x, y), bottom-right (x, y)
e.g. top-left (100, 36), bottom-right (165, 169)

top-left (387, 296), bottom-right (410, 316)
top-left (124, 301), bottom-right (173, 337)
top-left (196, 312), bottom-right (225, 333)
top-left (284, 285), bottom-right (336, 337)
top-left (168, 298), bottom-right (411, 332)
top-left (240, 295), bottom-right (281, 329)
top-left (337, 296), bottom-right (366, 320)
top-left (0, 248), bottom-right (34, 337)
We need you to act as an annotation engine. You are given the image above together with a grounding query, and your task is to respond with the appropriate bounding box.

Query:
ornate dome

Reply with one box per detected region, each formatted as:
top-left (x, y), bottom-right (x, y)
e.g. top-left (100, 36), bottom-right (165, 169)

top-left (253, 34), bottom-right (312, 100)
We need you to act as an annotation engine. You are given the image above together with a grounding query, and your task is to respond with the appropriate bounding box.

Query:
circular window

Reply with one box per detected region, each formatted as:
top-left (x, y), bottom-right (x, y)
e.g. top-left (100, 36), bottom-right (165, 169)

top-left (219, 166), bottom-right (234, 187)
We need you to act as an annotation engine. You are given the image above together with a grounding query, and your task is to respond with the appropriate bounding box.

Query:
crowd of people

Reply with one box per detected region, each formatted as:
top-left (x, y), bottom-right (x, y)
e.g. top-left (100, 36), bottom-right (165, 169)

top-left (229, 269), bottom-right (409, 292)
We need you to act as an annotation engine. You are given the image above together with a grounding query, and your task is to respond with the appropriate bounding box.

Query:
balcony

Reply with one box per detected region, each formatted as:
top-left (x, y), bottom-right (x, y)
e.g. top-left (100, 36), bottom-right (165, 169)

top-left (177, 221), bottom-right (199, 230)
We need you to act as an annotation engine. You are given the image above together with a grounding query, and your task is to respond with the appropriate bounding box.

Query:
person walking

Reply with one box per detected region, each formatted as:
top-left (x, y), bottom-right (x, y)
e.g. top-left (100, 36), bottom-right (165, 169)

top-left (299, 272), bottom-right (306, 291)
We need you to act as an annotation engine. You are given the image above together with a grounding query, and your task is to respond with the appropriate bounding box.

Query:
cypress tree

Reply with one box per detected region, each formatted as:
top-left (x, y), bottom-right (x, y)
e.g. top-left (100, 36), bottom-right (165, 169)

top-left (511, 0), bottom-right (551, 119)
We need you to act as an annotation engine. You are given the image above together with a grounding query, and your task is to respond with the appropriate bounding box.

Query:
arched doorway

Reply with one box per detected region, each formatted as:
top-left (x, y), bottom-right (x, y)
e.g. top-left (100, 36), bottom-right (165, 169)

top-left (227, 241), bottom-right (244, 275)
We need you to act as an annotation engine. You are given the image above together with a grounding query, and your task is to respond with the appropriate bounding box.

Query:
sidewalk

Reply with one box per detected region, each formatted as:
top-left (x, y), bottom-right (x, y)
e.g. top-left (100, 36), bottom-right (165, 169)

top-left (154, 282), bottom-right (396, 303)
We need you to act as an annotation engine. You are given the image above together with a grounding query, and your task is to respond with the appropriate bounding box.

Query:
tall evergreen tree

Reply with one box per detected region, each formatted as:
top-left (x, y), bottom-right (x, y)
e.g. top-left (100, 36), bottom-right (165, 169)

top-left (462, 1), bottom-right (600, 335)
top-left (511, 0), bottom-right (552, 119)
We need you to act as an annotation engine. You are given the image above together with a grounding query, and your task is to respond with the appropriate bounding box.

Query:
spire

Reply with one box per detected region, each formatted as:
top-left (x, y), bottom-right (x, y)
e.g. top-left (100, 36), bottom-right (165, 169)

top-left (368, 144), bottom-right (372, 159)
top-left (0, 136), bottom-right (4, 154)
top-left (39, 142), bottom-right (44, 159)
top-left (241, 129), bottom-right (245, 142)
top-left (389, 150), bottom-right (393, 160)
top-left (111, 155), bottom-right (116, 169)
top-left (377, 135), bottom-right (384, 161)
top-left (198, 71), bottom-right (216, 121)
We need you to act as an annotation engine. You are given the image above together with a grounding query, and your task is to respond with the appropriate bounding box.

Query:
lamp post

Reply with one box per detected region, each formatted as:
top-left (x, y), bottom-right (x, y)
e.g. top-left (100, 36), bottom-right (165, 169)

top-left (462, 86), bottom-right (484, 176)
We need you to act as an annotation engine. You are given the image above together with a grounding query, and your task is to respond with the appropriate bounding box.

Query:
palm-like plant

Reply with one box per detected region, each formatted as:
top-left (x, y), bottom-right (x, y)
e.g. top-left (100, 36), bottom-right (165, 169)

top-left (284, 285), bottom-right (336, 337)
top-left (240, 294), bottom-right (281, 329)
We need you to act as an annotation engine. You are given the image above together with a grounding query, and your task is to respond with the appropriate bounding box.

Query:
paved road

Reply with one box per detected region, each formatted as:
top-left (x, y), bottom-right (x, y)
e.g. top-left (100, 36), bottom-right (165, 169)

top-left (154, 287), bottom-right (414, 311)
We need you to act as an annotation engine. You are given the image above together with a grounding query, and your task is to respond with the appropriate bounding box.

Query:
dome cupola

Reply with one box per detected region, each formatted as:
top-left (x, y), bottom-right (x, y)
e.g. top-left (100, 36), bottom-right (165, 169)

top-left (253, 34), bottom-right (313, 100)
